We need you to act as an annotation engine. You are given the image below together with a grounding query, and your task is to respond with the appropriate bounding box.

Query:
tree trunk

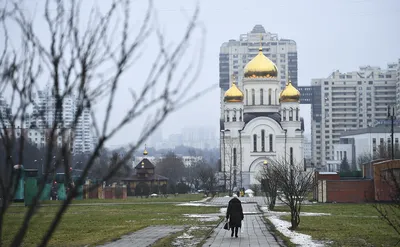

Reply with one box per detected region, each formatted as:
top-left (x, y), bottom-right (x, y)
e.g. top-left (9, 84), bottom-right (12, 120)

top-left (290, 210), bottom-right (301, 230)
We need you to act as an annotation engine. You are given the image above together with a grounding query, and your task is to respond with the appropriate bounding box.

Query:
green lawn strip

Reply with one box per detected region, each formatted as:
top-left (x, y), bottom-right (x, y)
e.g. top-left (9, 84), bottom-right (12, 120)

top-left (273, 204), bottom-right (399, 247)
top-left (36, 194), bottom-right (206, 205)
top-left (2, 203), bottom-right (221, 247)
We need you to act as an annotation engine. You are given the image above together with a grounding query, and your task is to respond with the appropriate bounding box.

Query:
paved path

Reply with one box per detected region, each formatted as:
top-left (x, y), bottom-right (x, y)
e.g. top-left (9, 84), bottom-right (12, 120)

top-left (207, 196), bottom-right (268, 206)
top-left (97, 225), bottom-right (185, 247)
top-left (203, 197), bottom-right (283, 247)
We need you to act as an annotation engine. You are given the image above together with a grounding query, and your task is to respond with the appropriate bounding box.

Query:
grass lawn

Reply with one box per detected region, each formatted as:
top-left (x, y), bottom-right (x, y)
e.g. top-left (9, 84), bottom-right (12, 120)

top-left (274, 204), bottom-right (399, 247)
top-left (40, 193), bottom-right (207, 205)
top-left (2, 195), bottom-right (220, 247)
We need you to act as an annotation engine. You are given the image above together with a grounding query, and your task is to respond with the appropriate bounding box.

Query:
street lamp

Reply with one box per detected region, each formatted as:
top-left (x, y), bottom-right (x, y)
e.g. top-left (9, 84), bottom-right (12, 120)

top-left (387, 105), bottom-right (396, 160)
top-left (263, 160), bottom-right (268, 166)
top-left (220, 130), bottom-right (226, 192)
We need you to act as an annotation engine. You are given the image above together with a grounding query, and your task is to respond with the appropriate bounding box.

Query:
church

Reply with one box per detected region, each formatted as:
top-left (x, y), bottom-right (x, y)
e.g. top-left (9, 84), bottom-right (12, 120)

top-left (220, 45), bottom-right (304, 191)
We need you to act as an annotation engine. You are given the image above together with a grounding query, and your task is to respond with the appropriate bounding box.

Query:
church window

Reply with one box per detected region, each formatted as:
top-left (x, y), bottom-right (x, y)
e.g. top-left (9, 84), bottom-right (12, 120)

top-left (245, 89), bottom-right (248, 105)
top-left (233, 148), bottom-right (237, 166)
top-left (252, 89), bottom-right (255, 105)
top-left (296, 108), bottom-right (299, 121)
top-left (253, 134), bottom-right (257, 152)
top-left (269, 134), bottom-right (273, 152)
top-left (275, 89), bottom-right (278, 105)
top-left (268, 89), bottom-right (272, 105)
top-left (260, 89), bottom-right (264, 105)
top-left (289, 108), bottom-right (293, 121)
top-left (283, 109), bottom-right (286, 121)
top-left (290, 147), bottom-right (294, 166)
top-left (261, 130), bottom-right (265, 152)
top-left (233, 109), bottom-right (237, 121)
top-left (226, 110), bottom-right (230, 122)
top-left (239, 109), bottom-right (242, 121)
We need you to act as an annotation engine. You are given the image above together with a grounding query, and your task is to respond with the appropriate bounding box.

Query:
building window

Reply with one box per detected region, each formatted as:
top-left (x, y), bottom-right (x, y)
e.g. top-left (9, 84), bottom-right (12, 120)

top-left (261, 130), bottom-right (265, 152)
top-left (232, 109), bottom-right (237, 122)
top-left (260, 89), bottom-right (264, 105)
top-left (283, 108), bottom-right (286, 121)
top-left (275, 89), bottom-right (278, 104)
top-left (289, 108), bottom-right (293, 121)
top-left (226, 110), bottom-right (230, 122)
top-left (296, 108), bottom-right (299, 121)
top-left (268, 89), bottom-right (272, 105)
top-left (245, 89), bottom-right (248, 105)
top-left (269, 134), bottom-right (273, 152)
top-left (253, 134), bottom-right (257, 152)
top-left (239, 109), bottom-right (242, 121)
top-left (252, 89), bottom-right (255, 105)
top-left (233, 148), bottom-right (237, 167)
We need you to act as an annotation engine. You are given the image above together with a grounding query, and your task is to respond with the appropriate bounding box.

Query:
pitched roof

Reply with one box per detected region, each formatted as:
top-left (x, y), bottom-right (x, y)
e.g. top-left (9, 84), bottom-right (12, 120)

top-left (134, 158), bottom-right (155, 170)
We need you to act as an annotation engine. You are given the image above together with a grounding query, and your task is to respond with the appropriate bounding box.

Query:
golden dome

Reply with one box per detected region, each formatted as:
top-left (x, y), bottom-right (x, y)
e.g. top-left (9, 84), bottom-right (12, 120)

top-left (244, 47), bottom-right (278, 78)
top-left (280, 81), bottom-right (300, 103)
top-left (224, 79), bottom-right (244, 103)
top-left (143, 145), bottom-right (148, 156)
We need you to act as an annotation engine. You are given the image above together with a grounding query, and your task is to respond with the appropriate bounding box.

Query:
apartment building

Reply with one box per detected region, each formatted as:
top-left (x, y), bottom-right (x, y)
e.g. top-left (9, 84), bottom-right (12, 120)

top-left (311, 61), bottom-right (400, 169)
top-left (219, 25), bottom-right (297, 119)
top-left (0, 94), bottom-right (12, 128)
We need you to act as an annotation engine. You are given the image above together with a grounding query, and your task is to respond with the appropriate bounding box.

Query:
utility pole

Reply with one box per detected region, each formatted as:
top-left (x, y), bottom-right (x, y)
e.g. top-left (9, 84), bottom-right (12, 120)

top-left (221, 130), bottom-right (226, 192)
top-left (387, 105), bottom-right (396, 160)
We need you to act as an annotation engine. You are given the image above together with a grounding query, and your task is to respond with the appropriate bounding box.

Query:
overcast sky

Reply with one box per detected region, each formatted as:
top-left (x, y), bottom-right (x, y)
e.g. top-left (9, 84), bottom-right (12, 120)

top-left (144, 0), bottom-right (400, 146)
top-left (5, 0), bottom-right (400, 148)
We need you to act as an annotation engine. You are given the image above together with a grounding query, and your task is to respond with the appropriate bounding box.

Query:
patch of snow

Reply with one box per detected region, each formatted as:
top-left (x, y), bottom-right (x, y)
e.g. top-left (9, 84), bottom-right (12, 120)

top-left (267, 215), bottom-right (326, 247)
top-left (176, 233), bottom-right (193, 239)
top-left (191, 197), bottom-right (211, 203)
top-left (302, 212), bottom-right (331, 216)
top-left (183, 214), bottom-right (220, 222)
top-left (220, 208), bottom-right (227, 214)
top-left (261, 207), bottom-right (330, 216)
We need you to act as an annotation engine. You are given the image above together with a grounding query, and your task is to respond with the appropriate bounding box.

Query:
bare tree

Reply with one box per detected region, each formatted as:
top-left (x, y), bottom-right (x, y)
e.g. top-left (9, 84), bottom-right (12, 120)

top-left (155, 151), bottom-right (186, 190)
top-left (221, 137), bottom-right (240, 195)
top-left (196, 163), bottom-right (217, 194)
top-left (257, 165), bottom-right (278, 210)
top-left (0, 0), bottom-right (208, 246)
top-left (267, 158), bottom-right (315, 230)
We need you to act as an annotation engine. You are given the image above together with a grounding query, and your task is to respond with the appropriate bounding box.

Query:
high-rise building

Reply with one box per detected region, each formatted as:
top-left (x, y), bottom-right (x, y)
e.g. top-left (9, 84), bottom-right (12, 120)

top-left (29, 88), bottom-right (94, 153)
top-left (311, 61), bottom-right (399, 169)
top-left (0, 94), bottom-right (12, 128)
top-left (219, 25), bottom-right (297, 91)
top-left (219, 25), bottom-right (297, 119)
top-left (396, 58), bottom-right (400, 118)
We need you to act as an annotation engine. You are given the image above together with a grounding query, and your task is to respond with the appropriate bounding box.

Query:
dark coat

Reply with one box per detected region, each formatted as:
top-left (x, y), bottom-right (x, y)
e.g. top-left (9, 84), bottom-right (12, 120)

top-left (226, 197), bottom-right (244, 228)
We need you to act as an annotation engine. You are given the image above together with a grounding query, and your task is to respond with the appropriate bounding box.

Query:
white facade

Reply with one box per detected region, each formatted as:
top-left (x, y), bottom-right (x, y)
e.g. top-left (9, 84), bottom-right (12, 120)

top-left (311, 61), bottom-right (400, 169)
top-left (332, 127), bottom-right (400, 170)
top-left (221, 77), bottom-right (304, 190)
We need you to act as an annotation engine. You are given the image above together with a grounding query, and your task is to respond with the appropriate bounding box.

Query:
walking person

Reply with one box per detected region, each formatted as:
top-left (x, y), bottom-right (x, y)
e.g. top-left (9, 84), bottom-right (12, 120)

top-left (226, 194), bottom-right (244, 238)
